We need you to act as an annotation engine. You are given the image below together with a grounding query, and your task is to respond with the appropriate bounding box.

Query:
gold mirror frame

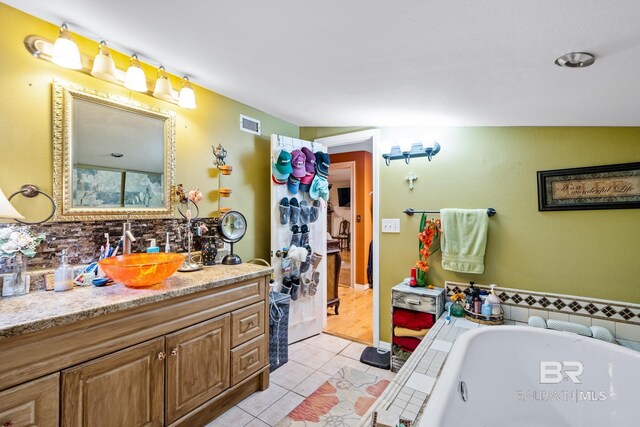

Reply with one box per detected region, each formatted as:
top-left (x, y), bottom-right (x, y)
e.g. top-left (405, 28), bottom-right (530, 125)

top-left (52, 79), bottom-right (176, 221)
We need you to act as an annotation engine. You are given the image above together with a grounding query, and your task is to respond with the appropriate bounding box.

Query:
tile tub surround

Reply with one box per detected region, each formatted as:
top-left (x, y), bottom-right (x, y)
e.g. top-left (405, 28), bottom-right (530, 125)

top-left (0, 217), bottom-right (221, 275)
top-left (0, 263), bottom-right (271, 340)
top-left (359, 314), bottom-right (640, 427)
top-left (445, 280), bottom-right (640, 340)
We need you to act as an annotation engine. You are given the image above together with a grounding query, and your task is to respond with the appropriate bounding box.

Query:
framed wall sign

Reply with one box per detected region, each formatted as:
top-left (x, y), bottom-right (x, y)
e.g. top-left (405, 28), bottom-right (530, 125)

top-left (537, 162), bottom-right (640, 211)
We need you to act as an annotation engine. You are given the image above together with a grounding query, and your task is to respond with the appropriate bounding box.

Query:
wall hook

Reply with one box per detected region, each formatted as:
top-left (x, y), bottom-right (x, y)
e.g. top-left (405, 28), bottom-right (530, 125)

top-left (406, 172), bottom-right (418, 190)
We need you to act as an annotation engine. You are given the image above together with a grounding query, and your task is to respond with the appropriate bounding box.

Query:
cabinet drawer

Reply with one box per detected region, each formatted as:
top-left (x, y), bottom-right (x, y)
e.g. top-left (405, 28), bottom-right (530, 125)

top-left (0, 373), bottom-right (59, 427)
top-left (392, 290), bottom-right (435, 313)
top-left (231, 302), bottom-right (265, 347)
top-left (231, 335), bottom-right (266, 386)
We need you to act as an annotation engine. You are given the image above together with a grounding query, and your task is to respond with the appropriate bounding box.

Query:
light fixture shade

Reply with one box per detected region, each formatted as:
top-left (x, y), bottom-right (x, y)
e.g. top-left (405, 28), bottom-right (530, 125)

top-left (91, 41), bottom-right (117, 82)
top-left (52, 24), bottom-right (82, 70)
top-left (0, 187), bottom-right (24, 220)
top-left (153, 66), bottom-right (175, 101)
top-left (178, 77), bottom-right (196, 109)
top-left (124, 54), bottom-right (148, 92)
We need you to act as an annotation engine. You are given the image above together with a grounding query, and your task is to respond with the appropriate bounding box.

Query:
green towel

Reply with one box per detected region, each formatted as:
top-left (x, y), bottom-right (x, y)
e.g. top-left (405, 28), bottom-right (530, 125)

top-left (441, 208), bottom-right (488, 274)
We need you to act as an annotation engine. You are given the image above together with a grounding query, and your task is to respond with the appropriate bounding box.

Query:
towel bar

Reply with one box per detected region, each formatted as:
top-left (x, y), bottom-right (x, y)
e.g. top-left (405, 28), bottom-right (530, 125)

top-left (403, 208), bottom-right (496, 217)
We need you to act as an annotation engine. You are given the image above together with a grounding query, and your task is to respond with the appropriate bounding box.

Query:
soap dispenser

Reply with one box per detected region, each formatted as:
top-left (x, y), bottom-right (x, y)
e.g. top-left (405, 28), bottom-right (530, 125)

top-left (54, 250), bottom-right (74, 292)
top-left (146, 239), bottom-right (160, 253)
top-left (487, 284), bottom-right (502, 315)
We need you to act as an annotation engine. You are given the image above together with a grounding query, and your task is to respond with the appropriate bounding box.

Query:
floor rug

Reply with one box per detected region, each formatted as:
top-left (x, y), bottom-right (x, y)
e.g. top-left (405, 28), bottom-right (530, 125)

top-left (276, 366), bottom-right (390, 426)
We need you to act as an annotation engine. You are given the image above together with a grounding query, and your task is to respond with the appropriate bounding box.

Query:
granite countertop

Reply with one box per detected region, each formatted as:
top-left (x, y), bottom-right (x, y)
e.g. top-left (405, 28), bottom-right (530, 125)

top-left (0, 263), bottom-right (272, 340)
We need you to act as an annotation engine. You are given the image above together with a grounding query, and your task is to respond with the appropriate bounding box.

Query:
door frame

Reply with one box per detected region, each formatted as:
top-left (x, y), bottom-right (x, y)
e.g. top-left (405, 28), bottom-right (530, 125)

top-left (314, 129), bottom-right (381, 347)
top-left (328, 160), bottom-right (356, 289)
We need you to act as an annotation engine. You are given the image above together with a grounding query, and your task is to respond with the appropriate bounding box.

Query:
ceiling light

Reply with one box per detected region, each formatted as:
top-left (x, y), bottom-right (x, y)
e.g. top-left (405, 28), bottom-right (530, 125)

top-left (153, 66), bottom-right (176, 101)
top-left (124, 54), bottom-right (148, 92)
top-left (555, 52), bottom-right (595, 68)
top-left (51, 23), bottom-right (82, 70)
top-left (90, 41), bottom-right (117, 82)
top-left (178, 77), bottom-right (197, 109)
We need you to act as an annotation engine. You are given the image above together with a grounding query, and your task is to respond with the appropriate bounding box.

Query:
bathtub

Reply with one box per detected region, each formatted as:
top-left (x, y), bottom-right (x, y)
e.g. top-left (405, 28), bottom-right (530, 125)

top-left (420, 326), bottom-right (640, 427)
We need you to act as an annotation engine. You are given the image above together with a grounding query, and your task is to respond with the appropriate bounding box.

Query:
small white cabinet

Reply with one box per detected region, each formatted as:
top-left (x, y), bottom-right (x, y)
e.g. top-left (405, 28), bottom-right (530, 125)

top-left (391, 283), bottom-right (444, 371)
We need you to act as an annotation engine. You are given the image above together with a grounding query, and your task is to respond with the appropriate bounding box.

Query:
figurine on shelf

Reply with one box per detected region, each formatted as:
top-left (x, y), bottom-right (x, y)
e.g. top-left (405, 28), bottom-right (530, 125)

top-left (212, 144), bottom-right (228, 168)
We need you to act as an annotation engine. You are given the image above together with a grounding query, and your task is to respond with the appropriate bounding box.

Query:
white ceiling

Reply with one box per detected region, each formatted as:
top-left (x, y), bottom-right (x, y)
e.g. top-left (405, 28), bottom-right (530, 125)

top-left (7, 0), bottom-right (640, 126)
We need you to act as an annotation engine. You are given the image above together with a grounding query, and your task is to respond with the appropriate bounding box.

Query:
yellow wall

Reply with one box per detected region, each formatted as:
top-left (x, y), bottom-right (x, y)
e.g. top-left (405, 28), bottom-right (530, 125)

top-left (0, 4), bottom-right (298, 260)
top-left (302, 126), bottom-right (640, 341)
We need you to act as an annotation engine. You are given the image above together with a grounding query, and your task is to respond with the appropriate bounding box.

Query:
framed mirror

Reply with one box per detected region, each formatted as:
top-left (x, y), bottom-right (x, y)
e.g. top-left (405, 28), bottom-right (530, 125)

top-left (52, 80), bottom-right (176, 221)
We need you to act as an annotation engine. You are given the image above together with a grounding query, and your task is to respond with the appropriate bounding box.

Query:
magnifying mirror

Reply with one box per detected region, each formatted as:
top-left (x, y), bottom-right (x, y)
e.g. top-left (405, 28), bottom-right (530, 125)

top-left (217, 210), bottom-right (247, 265)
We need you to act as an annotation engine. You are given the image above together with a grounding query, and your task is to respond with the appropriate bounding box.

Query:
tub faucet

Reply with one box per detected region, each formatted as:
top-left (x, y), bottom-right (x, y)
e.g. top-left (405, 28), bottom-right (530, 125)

top-left (122, 214), bottom-right (137, 254)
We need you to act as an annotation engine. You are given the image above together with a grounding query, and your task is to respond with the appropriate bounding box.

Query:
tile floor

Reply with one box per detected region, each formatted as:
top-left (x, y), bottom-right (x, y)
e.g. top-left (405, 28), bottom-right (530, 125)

top-left (205, 333), bottom-right (395, 427)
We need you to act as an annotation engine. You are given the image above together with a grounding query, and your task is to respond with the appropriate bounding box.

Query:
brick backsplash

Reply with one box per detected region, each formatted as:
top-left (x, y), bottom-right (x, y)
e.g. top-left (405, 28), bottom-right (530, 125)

top-left (0, 217), bottom-right (220, 274)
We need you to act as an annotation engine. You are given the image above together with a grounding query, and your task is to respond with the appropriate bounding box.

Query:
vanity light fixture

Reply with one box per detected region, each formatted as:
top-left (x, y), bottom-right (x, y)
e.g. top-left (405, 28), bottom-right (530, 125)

top-left (382, 141), bottom-right (441, 166)
top-left (51, 23), bottom-right (82, 70)
top-left (124, 54), bottom-right (148, 92)
top-left (178, 77), bottom-right (197, 109)
top-left (153, 66), bottom-right (176, 101)
top-left (0, 187), bottom-right (25, 220)
top-left (24, 33), bottom-right (196, 109)
top-left (90, 41), bottom-right (118, 82)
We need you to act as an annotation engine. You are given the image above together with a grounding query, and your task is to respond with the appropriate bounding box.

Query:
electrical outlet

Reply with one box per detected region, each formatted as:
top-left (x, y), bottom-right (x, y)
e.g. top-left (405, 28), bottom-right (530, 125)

top-left (381, 218), bottom-right (400, 233)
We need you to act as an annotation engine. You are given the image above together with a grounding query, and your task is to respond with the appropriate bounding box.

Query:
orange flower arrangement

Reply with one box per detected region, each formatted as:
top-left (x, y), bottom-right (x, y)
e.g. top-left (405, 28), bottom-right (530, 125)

top-left (450, 292), bottom-right (465, 302)
top-left (415, 218), bottom-right (441, 273)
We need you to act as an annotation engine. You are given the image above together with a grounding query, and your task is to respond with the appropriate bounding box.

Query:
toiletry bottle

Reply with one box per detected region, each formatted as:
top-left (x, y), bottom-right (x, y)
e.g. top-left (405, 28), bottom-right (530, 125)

top-left (146, 239), bottom-right (160, 253)
top-left (481, 299), bottom-right (492, 317)
top-left (473, 295), bottom-right (482, 314)
top-left (54, 250), bottom-right (74, 292)
top-left (165, 232), bottom-right (171, 253)
top-left (465, 282), bottom-right (475, 310)
top-left (487, 284), bottom-right (502, 315)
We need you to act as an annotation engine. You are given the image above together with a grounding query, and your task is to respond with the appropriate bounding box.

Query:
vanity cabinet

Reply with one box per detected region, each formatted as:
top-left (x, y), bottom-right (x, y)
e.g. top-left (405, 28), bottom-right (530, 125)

top-left (0, 373), bottom-right (59, 427)
top-left (165, 315), bottom-right (230, 424)
top-left (0, 271), bottom-right (270, 427)
top-left (61, 338), bottom-right (165, 427)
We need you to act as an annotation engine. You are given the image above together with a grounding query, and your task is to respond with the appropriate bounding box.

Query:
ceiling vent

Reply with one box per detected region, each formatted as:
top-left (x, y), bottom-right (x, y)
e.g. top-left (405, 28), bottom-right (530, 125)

top-left (240, 114), bottom-right (261, 135)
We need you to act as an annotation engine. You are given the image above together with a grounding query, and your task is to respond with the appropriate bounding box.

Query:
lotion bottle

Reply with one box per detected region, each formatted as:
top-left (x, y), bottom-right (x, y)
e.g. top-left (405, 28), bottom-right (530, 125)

top-left (488, 284), bottom-right (502, 315)
top-left (54, 250), bottom-right (74, 292)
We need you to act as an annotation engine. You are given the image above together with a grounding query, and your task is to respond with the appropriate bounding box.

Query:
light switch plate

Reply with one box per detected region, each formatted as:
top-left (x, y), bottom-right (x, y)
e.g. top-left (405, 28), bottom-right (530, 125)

top-left (382, 218), bottom-right (400, 233)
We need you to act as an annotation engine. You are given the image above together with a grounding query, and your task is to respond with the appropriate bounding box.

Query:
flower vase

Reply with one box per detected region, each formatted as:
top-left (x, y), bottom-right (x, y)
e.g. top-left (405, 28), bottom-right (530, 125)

top-left (2, 253), bottom-right (29, 297)
top-left (451, 300), bottom-right (465, 317)
top-left (416, 269), bottom-right (426, 287)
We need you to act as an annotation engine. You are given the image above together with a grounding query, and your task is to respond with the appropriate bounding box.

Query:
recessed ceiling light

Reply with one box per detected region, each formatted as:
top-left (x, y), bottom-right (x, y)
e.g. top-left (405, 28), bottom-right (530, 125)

top-left (555, 52), bottom-right (595, 68)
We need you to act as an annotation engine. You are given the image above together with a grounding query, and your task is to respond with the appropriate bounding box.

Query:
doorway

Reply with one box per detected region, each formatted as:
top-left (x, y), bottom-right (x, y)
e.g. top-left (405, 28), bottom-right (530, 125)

top-left (316, 130), bottom-right (380, 346)
top-left (328, 161), bottom-right (355, 288)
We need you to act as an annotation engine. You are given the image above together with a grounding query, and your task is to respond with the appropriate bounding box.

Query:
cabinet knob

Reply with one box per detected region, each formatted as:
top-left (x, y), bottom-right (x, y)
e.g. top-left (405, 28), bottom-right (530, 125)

top-left (406, 298), bottom-right (421, 305)
top-left (171, 348), bottom-right (178, 357)
top-left (248, 321), bottom-right (254, 328)
top-left (249, 357), bottom-right (254, 364)
top-left (157, 351), bottom-right (166, 361)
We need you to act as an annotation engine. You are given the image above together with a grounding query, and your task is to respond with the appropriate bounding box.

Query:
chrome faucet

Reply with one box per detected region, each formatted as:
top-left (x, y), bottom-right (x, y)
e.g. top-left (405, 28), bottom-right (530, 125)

top-left (122, 213), bottom-right (137, 254)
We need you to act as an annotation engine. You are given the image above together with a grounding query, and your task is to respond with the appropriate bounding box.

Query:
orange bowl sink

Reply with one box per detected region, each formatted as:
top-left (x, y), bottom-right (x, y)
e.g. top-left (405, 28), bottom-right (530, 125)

top-left (99, 253), bottom-right (186, 288)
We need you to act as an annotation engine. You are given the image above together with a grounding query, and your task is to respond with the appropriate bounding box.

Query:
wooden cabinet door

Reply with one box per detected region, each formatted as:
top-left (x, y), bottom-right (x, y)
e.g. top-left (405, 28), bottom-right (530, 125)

top-left (165, 314), bottom-right (230, 424)
top-left (61, 338), bottom-right (165, 427)
top-left (0, 373), bottom-right (59, 427)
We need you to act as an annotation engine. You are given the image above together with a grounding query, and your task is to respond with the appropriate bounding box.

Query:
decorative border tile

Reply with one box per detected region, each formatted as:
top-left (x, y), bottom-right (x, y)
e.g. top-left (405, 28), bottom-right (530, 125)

top-left (445, 281), bottom-right (640, 326)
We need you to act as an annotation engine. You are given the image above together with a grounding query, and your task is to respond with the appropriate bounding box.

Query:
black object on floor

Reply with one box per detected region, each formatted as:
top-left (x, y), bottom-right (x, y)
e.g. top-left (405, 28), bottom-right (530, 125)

top-left (360, 346), bottom-right (391, 370)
